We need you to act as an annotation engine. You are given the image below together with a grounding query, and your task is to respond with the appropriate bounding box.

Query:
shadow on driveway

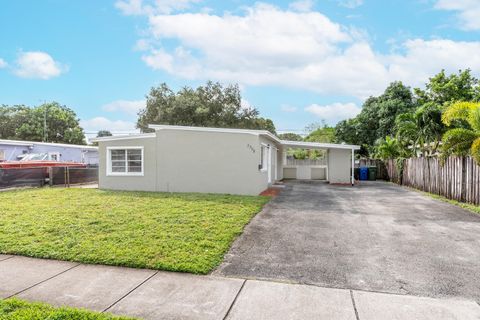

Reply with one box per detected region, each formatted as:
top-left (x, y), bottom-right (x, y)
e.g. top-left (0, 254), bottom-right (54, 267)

top-left (215, 180), bottom-right (480, 302)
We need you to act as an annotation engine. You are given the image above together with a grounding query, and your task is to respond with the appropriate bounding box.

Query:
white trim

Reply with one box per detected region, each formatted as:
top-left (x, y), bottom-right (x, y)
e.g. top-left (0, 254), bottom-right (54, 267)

top-left (106, 146), bottom-right (144, 177)
top-left (267, 145), bottom-right (272, 184)
top-left (281, 140), bottom-right (361, 150)
top-left (0, 139), bottom-right (97, 150)
top-left (148, 125), bottom-right (360, 149)
top-left (351, 148), bottom-right (355, 185)
top-left (91, 133), bottom-right (156, 143)
top-left (260, 143), bottom-right (268, 172)
top-left (149, 124), bottom-right (283, 144)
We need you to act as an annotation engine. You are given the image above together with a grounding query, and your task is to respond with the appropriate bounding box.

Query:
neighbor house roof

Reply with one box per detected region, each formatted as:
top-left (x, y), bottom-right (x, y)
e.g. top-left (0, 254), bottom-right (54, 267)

top-left (0, 139), bottom-right (98, 150)
top-left (92, 125), bottom-right (360, 150)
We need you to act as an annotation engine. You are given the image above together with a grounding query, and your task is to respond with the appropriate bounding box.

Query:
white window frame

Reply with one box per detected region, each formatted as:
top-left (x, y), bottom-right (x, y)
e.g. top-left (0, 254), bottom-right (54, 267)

top-left (0, 149), bottom-right (4, 161)
top-left (106, 146), bottom-right (144, 176)
top-left (260, 143), bottom-right (269, 172)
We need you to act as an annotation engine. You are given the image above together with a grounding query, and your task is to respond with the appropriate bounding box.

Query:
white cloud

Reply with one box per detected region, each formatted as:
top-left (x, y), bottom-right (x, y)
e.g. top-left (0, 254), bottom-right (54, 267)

top-left (0, 58), bottom-right (7, 68)
top-left (305, 102), bottom-right (361, 124)
top-left (102, 99), bottom-right (146, 115)
top-left (337, 0), bottom-right (363, 9)
top-left (115, 0), bottom-right (200, 15)
top-left (80, 117), bottom-right (138, 133)
top-left (435, 0), bottom-right (480, 30)
top-left (14, 51), bottom-right (66, 79)
top-left (281, 105), bottom-right (298, 112)
top-left (240, 98), bottom-right (254, 111)
top-left (289, 0), bottom-right (314, 12)
top-left (124, 3), bottom-right (480, 99)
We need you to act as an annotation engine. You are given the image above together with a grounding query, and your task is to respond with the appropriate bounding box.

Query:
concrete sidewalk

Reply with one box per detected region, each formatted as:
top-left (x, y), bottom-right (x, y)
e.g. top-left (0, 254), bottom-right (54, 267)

top-left (1, 254), bottom-right (479, 320)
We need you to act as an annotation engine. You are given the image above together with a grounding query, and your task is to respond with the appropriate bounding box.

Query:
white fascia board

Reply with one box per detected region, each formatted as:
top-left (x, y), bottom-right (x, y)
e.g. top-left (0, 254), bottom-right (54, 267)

top-left (280, 140), bottom-right (361, 150)
top-left (0, 139), bottom-right (34, 147)
top-left (148, 124), bottom-right (282, 144)
top-left (0, 139), bottom-right (97, 150)
top-left (90, 133), bottom-right (156, 143)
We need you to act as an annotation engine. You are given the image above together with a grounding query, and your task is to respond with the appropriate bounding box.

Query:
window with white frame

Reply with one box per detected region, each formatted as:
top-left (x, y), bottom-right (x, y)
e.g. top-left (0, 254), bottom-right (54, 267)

top-left (0, 150), bottom-right (4, 160)
top-left (107, 147), bottom-right (144, 176)
top-left (260, 144), bottom-right (268, 171)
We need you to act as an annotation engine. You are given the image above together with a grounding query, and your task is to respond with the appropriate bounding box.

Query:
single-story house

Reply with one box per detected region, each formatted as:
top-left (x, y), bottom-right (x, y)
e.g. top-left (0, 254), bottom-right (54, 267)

top-left (91, 125), bottom-right (360, 195)
top-left (0, 139), bottom-right (99, 165)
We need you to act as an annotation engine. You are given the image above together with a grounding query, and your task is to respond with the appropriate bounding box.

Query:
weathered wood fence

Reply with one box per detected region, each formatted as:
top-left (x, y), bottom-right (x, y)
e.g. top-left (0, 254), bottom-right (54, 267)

top-left (384, 156), bottom-right (480, 205)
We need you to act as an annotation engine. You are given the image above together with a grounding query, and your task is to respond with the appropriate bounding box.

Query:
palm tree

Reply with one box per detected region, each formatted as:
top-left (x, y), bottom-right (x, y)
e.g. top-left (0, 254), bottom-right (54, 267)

top-left (374, 136), bottom-right (400, 160)
top-left (395, 102), bottom-right (445, 156)
top-left (441, 101), bottom-right (480, 162)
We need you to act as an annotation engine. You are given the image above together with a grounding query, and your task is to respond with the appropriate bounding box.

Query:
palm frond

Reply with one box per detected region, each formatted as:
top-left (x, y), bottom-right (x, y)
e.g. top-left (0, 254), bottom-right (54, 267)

top-left (468, 106), bottom-right (480, 132)
top-left (441, 101), bottom-right (479, 126)
top-left (440, 128), bottom-right (478, 162)
top-left (471, 137), bottom-right (480, 163)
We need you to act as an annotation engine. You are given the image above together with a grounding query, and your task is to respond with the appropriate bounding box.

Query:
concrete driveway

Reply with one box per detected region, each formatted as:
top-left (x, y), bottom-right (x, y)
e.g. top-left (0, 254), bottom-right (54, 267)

top-left (215, 181), bottom-right (480, 302)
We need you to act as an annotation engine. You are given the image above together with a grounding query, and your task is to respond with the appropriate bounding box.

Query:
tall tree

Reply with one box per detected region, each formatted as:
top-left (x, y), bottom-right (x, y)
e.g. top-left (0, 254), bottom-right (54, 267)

top-left (0, 105), bottom-right (31, 139)
top-left (0, 103), bottom-right (86, 145)
top-left (96, 130), bottom-right (112, 137)
top-left (395, 102), bottom-right (445, 156)
top-left (304, 122), bottom-right (335, 143)
top-left (414, 69), bottom-right (480, 106)
top-left (137, 81), bottom-right (276, 134)
top-left (441, 101), bottom-right (480, 162)
top-left (278, 132), bottom-right (303, 141)
top-left (334, 81), bottom-right (415, 153)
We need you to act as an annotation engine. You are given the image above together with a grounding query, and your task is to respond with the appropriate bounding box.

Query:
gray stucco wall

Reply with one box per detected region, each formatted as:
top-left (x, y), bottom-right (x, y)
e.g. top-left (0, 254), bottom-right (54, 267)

top-left (155, 129), bottom-right (271, 195)
top-left (98, 137), bottom-right (157, 192)
top-left (328, 148), bottom-right (352, 184)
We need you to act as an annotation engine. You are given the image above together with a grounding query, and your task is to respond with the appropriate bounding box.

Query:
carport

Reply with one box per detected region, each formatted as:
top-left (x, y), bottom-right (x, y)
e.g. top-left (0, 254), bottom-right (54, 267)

top-left (280, 141), bottom-right (360, 185)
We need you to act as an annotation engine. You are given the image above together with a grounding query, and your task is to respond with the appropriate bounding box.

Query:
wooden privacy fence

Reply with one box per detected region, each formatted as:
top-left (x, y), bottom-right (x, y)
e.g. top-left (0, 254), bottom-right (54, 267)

top-left (384, 156), bottom-right (480, 205)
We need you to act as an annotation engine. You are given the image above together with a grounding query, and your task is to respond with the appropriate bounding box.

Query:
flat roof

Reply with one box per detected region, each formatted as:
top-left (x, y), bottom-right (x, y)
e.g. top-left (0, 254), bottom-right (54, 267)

top-left (90, 133), bottom-right (156, 142)
top-left (281, 140), bottom-right (361, 150)
top-left (148, 124), bottom-right (282, 144)
top-left (0, 139), bottom-right (98, 150)
top-left (93, 125), bottom-right (360, 150)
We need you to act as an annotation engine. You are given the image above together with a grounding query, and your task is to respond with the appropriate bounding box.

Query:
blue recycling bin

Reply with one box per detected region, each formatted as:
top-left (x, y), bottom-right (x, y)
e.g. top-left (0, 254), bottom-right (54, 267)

top-left (359, 167), bottom-right (368, 181)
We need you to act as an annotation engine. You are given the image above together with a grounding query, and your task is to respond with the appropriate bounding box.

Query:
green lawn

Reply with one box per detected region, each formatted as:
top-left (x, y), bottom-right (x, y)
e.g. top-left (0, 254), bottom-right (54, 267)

top-left (0, 188), bottom-right (269, 274)
top-left (0, 298), bottom-right (135, 320)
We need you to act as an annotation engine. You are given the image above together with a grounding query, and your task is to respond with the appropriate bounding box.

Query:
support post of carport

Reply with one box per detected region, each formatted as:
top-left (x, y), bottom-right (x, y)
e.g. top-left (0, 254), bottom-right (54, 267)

top-left (351, 148), bottom-right (355, 186)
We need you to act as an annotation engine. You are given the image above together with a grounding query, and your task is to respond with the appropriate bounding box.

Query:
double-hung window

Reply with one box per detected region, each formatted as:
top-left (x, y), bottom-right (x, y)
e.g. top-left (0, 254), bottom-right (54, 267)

top-left (107, 147), bottom-right (144, 176)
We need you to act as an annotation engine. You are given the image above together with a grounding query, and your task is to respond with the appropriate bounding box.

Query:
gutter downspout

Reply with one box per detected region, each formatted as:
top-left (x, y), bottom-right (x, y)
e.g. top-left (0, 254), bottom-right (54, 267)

top-left (351, 148), bottom-right (355, 186)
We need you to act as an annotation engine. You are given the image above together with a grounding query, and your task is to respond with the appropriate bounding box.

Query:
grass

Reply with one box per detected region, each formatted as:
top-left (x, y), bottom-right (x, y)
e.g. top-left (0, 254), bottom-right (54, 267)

top-left (415, 189), bottom-right (480, 215)
top-left (0, 298), bottom-right (136, 320)
top-left (0, 188), bottom-right (269, 274)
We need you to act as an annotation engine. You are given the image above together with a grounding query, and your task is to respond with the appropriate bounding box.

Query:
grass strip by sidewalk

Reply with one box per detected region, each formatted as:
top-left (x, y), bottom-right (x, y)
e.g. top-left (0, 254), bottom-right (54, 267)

top-left (0, 188), bottom-right (269, 274)
top-left (0, 298), bottom-right (136, 320)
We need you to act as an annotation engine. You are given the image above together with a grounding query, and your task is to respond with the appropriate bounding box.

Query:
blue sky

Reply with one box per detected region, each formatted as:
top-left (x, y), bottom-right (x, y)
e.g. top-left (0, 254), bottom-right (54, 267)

top-left (1, 0), bottom-right (479, 139)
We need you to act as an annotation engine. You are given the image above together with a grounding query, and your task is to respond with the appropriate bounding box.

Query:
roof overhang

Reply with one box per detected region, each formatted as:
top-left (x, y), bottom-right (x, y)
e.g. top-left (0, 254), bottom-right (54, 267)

top-left (0, 139), bottom-right (98, 150)
top-left (148, 124), bottom-right (283, 144)
top-left (92, 125), bottom-right (360, 151)
top-left (281, 140), bottom-right (360, 150)
top-left (0, 140), bottom-right (34, 147)
top-left (90, 133), bottom-right (156, 143)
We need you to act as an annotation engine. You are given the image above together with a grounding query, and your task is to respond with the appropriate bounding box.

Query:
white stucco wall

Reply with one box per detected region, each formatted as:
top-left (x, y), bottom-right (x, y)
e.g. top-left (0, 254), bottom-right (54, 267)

top-left (327, 148), bottom-right (352, 184)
